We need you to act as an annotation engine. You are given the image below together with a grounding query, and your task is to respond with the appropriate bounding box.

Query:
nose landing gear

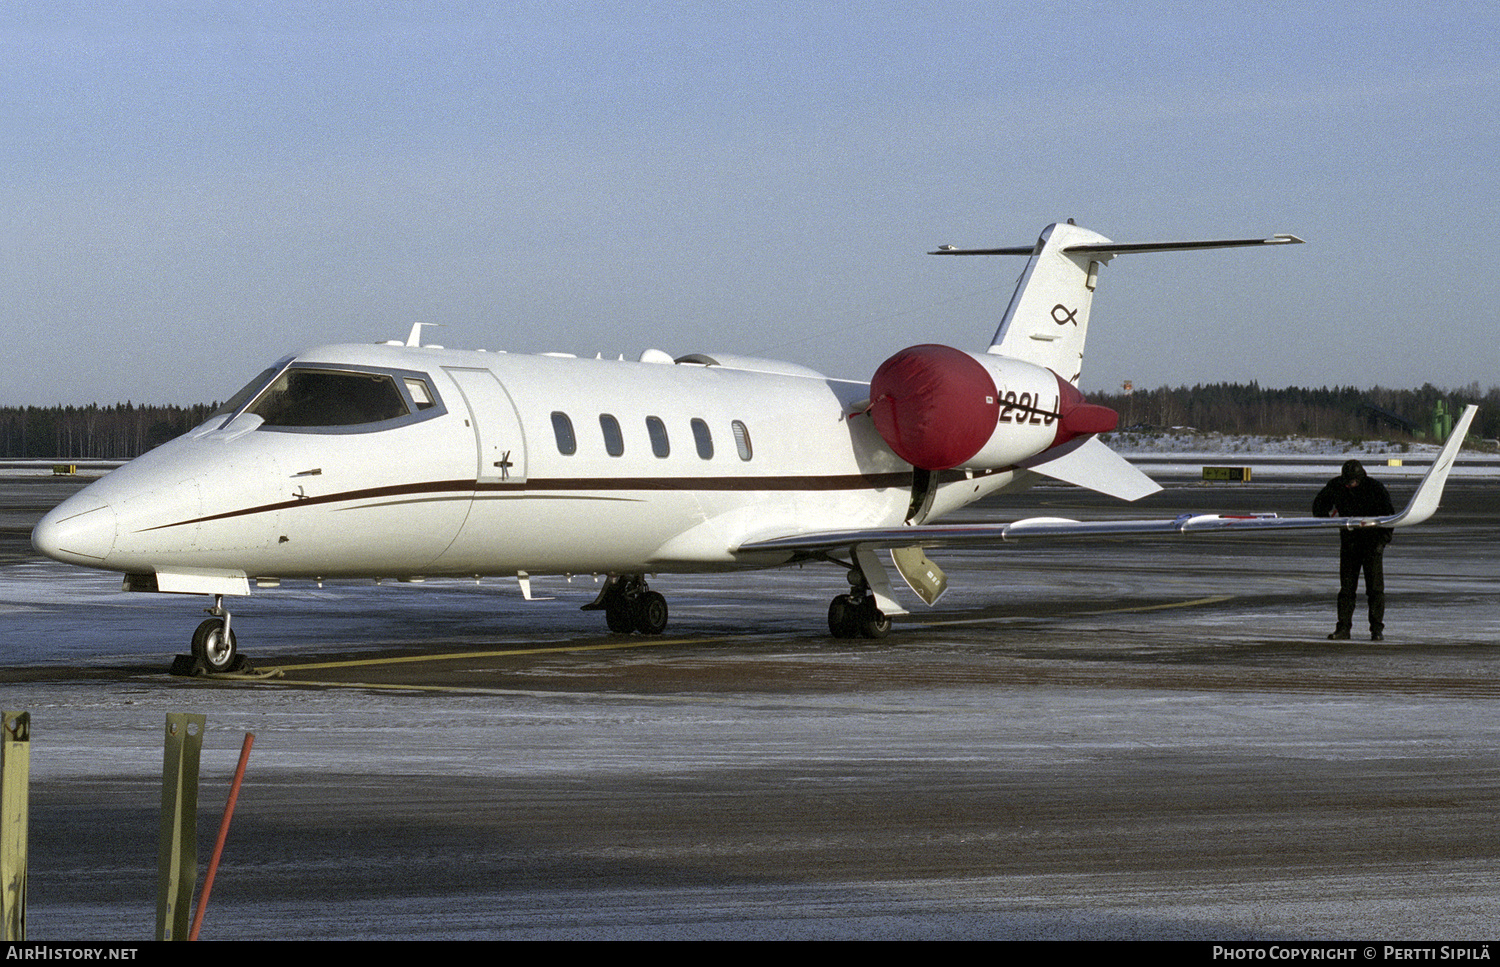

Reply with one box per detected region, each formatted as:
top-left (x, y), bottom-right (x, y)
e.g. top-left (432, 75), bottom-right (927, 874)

top-left (188, 595), bottom-right (244, 674)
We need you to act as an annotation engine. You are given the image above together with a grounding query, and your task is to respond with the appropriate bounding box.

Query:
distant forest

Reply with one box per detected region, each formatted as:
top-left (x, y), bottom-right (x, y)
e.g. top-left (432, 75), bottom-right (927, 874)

top-left (1, 382), bottom-right (1496, 459)
top-left (1, 402), bottom-right (219, 459)
top-left (1084, 382), bottom-right (1499, 443)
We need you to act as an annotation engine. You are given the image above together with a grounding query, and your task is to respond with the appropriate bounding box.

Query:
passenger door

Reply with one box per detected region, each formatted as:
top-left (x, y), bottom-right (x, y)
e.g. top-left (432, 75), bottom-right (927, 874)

top-left (443, 367), bottom-right (528, 485)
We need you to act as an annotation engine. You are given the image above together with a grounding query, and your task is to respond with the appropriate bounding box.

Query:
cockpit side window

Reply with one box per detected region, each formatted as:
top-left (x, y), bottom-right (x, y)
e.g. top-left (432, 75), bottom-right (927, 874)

top-left (404, 378), bottom-right (437, 410)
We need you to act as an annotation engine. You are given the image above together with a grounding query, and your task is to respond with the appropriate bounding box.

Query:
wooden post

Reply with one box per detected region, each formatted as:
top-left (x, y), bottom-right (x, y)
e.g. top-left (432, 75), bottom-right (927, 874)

top-left (155, 713), bottom-right (204, 941)
top-left (1, 711), bottom-right (29, 941)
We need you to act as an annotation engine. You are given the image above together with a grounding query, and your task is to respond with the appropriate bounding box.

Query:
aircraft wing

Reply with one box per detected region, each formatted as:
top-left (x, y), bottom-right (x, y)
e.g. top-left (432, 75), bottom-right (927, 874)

top-left (738, 405), bottom-right (1476, 556)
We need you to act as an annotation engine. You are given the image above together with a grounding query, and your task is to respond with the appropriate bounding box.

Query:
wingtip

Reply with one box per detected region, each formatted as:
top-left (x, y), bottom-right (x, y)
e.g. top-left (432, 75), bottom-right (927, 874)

top-left (1391, 403), bottom-right (1477, 527)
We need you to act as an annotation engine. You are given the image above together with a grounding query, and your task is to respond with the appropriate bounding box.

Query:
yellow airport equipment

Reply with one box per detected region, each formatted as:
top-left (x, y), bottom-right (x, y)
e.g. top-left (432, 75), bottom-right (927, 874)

top-left (1202, 466), bottom-right (1252, 482)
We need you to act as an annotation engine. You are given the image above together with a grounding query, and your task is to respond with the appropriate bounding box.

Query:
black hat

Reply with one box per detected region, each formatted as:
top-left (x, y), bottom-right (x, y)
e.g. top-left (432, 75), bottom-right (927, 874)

top-left (1341, 459), bottom-right (1367, 482)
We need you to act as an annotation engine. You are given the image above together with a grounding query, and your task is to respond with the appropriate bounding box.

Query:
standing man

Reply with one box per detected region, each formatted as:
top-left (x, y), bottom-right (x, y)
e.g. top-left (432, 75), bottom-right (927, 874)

top-left (1313, 459), bottom-right (1396, 640)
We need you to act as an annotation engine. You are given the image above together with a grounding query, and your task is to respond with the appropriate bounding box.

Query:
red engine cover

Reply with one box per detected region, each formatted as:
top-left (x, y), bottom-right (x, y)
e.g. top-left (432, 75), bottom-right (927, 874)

top-left (869, 345), bottom-right (999, 470)
top-left (1052, 376), bottom-right (1119, 446)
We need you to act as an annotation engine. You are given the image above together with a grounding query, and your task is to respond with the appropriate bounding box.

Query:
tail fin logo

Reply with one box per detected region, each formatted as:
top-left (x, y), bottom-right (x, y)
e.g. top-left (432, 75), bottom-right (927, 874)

top-left (1051, 304), bottom-right (1079, 327)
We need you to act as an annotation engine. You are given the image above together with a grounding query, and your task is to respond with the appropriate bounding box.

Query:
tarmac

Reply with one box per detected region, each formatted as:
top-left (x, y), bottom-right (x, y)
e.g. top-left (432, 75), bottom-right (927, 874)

top-left (1, 470), bottom-right (1497, 939)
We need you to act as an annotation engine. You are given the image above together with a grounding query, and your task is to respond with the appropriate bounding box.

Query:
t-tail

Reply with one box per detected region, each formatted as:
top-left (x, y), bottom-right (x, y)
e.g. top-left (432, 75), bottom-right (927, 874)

top-left (931, 221), bottom-right (1304, 386)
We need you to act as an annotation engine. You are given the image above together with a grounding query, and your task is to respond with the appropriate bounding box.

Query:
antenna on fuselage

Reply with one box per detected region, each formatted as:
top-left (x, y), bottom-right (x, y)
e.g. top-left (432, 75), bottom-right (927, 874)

top-left (404, 322), bottom-right (446, 348)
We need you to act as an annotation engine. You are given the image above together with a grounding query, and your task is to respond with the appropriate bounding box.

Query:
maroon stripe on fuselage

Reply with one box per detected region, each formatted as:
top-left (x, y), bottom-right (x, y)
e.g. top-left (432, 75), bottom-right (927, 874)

top-left (138, 471), bottom-right (917, 532)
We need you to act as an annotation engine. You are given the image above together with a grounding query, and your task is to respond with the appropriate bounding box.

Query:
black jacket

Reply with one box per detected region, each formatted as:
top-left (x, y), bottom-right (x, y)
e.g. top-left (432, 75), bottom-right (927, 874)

top-left (1313, 474), bottom-right (1395, 548)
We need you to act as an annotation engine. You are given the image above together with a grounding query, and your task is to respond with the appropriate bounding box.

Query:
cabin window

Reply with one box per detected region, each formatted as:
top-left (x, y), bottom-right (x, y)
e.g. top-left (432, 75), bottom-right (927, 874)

top-left (551, 412), bottom-right (577, 455)
top-left (646, 416), bottom-right (670, 458)
top-left (600, 414), bottom-right (624, 456)
top-left (248, 369), bottom-right (410, 427)
top-left (691, 418), bottom-right (713, 460)
top-left (732, 420), bottom-right (753, 461)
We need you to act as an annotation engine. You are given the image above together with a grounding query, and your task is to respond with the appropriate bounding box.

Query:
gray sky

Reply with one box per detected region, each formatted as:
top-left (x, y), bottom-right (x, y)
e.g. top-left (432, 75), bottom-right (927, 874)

top-left (3, 2), bottom-right (1497, 406)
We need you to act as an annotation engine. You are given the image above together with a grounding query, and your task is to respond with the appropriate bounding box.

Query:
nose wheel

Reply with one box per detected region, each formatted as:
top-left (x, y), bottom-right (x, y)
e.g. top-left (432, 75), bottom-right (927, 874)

top-left (189, 595), bottom-right (242, 673)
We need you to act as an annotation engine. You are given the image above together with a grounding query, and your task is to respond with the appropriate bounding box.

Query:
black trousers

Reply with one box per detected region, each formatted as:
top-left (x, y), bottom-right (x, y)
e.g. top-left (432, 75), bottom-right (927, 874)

top-left (1336, 541), bottom-right (1385, 634)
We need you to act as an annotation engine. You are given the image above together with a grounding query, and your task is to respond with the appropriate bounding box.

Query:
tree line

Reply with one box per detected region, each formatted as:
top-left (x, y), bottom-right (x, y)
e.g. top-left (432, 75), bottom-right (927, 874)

top-left (0, 403), bottom-right (219, 459)
top-left (1084, 382), bottom-right (1498, 443)
top-left (1, 382), bottom-right (1495, 459)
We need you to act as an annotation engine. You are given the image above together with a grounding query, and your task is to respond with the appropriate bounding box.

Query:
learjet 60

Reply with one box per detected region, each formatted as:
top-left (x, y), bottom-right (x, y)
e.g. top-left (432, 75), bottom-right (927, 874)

top-left (31, 221), bottom-right (1477, 672)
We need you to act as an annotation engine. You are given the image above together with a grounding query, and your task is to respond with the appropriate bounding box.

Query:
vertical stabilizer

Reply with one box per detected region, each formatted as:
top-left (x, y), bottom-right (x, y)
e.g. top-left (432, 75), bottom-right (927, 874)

top-left (987, 221), bottom-right (1111, 386)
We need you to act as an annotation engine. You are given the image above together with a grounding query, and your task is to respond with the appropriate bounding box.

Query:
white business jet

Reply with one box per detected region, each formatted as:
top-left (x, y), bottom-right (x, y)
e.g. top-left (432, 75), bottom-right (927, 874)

top-left (31, 221), bottom-right (1477, 672)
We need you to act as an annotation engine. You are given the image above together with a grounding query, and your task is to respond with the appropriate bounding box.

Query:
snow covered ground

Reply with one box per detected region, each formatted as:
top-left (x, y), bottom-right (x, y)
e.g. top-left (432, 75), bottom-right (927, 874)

top-left (1105, 428), bottom-right (1492, 458)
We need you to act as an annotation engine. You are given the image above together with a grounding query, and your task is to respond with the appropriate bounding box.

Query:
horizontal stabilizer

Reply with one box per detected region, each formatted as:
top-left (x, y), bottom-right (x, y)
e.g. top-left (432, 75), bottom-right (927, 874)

top-left (929, 234), bottom-right (1304, 256)
top-left (1016, 436), bottom-right (1162, 502)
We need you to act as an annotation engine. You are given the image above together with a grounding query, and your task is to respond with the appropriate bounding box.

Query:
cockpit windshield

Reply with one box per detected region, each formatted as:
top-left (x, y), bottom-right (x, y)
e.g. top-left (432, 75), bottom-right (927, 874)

top-left (209, 360), bottom-right (444, 434)
top-left (211, 359), bottom-right (290, 419)
top-left (248, 368), bottom-right (411, 427)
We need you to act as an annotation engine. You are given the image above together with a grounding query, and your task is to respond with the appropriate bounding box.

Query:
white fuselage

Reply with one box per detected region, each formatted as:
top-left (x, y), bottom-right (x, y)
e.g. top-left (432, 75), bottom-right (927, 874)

top-left (33, 343), bottom-right (1038, 586)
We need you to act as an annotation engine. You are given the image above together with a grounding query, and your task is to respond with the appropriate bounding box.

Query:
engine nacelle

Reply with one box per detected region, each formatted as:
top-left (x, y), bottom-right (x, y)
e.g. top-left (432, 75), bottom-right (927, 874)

top-left (867, 344), bottom-right (1118, 471)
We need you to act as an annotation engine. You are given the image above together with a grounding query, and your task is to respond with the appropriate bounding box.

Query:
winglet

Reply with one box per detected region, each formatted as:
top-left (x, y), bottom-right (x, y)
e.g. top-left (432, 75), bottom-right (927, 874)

top-left (1387, 404), bottom-right (1477, 528)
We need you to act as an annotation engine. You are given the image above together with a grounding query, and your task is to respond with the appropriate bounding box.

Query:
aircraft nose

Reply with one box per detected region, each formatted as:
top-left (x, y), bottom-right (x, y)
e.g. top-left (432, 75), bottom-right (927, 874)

top-left (32, 499), bottom-right (118, 565)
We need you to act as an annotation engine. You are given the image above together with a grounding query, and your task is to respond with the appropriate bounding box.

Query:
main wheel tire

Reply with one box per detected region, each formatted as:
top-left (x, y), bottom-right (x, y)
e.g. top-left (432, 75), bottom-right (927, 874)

top-left (604, 595), bottom-right (635, 633)
top-left (828, 594), bottom-right (860, 638)
top-left (632, 591), bottom-right (669, 635)
top-left (191, 618), bottom-right (238, 673)
top-left (857, 599), bottom-right (891, 639)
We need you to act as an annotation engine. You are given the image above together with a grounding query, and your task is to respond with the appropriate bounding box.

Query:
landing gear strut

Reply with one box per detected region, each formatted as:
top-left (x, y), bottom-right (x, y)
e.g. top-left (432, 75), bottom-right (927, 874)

top-left (827, 566), bottom-right (891, 639)
top-left (586, 575), bottom-right (669, 635)
top-left (190, 594), bottom-right (241, 673)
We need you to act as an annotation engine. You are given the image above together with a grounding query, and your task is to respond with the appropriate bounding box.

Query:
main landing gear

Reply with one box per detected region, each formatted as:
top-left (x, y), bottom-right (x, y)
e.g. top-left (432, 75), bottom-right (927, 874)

top-left (586, 562), bottom-right (895, 640)
top-left (827, 566), bottom-right (891, 639)
top-left (189, 594), bottom-right (242, 674)
top-left (586, 575), bottom-right (669, 635)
